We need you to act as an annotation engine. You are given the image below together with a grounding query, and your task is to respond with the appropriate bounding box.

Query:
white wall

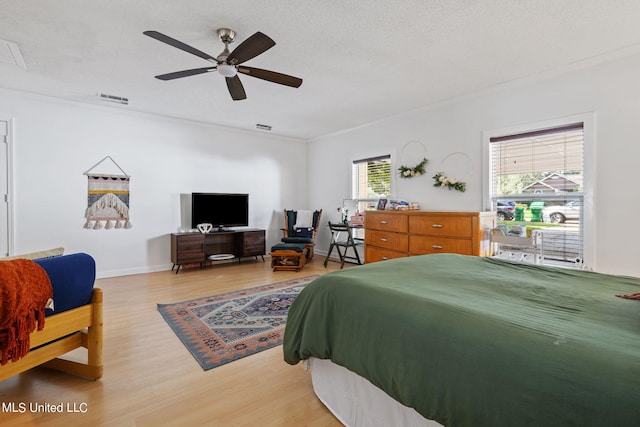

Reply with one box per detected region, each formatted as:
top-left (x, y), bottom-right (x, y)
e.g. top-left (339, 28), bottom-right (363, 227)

top-left (4, 52), bottom-right (640, 278)
top-left (309, 53), bottom-right (640, 277)
top-left (0, 92), bottom-right (308, 277)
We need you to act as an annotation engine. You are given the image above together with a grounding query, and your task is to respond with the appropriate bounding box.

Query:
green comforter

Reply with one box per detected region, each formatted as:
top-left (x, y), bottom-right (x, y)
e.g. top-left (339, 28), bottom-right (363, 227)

top-left (283, 254), bottom-right (640, 426)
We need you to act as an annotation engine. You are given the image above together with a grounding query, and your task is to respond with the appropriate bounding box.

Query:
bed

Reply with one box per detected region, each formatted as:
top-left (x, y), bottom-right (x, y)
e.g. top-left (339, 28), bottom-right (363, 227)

top-left (0, 252), bottom-right (103, 381)
top-left (283, 253), bottom-right (640, 426)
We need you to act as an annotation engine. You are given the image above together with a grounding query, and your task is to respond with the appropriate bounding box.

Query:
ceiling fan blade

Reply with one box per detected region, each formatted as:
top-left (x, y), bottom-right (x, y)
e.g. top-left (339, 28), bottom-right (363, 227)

top-left (143, 30), bottom-right (217, 63)
top-left (226, 32), bottom-right (275, 65)
top-left (237, 66), bottom-right (303, 88)
top-left (155, 67), bottom-right (216, 81)
top-left (226, 75), bottom-right (247, 100)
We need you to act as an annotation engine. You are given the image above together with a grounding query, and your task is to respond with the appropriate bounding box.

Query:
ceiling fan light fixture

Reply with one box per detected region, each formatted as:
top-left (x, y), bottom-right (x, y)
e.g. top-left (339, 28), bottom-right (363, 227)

top-left (144, 29), bottom-right (302, 99)
top-left (217, 63), bottom-right (237, 77)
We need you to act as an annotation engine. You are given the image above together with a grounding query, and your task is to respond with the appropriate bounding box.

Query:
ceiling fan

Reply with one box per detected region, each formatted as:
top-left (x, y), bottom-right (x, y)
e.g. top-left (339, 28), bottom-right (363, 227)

top-left (143, 28), bottom-right (303, 101)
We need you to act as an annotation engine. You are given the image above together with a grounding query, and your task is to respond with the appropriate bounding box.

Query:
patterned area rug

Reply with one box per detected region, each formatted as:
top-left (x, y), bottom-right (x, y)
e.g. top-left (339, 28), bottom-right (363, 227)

top-left (158, 275), bottom-right (318, 371)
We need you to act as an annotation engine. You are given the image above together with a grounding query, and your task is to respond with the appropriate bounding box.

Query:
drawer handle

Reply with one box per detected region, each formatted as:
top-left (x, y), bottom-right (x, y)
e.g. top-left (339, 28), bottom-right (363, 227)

top-left (432, 245), bottom-right (443, 249)
top-left (432, 224), bottom-right (443, 228)
top-left (380, 220), bottom-right (388, 224)
top-left (381, 256), bottom-right (389, 260)
top-left (380, 238), bottom-right (388, 242)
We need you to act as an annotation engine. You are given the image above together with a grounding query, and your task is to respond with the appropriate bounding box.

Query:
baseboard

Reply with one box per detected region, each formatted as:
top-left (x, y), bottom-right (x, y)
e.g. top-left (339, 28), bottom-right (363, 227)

top-left (96, 263), bottom-right (174, 279)
top-left (95, 251), bottom-right (349, 278)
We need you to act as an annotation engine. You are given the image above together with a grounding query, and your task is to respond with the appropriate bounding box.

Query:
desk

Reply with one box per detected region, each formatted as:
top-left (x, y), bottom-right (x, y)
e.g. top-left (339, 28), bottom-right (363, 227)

top-left (323, 222), bottom-right (363, 269)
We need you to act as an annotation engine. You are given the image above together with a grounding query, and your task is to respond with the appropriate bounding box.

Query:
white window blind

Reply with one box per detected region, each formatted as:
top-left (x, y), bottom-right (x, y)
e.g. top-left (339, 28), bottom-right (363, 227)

top-left (489, 123), bottom-right (585, 266)
top-left (352, 155), bottom-right (391, 212)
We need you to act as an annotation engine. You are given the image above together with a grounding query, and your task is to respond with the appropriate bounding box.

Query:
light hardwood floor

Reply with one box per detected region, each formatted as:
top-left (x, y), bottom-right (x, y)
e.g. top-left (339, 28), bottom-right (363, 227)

top-left (0, 257), bottom-right (346, 426)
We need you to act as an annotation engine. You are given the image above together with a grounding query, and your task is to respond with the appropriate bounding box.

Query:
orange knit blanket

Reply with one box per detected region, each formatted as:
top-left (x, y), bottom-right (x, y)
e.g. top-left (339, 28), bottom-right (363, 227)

top-left (0, 259), bottom-right (53, 365)
top-left (616, 292), bottom-right (640, 300)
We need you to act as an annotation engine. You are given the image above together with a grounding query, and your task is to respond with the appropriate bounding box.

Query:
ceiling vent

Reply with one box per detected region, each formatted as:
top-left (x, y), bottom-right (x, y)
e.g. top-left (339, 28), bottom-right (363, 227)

top-left (256, 123), bottom-right (272, 131)
top-left (0, 39), bottom-right (27, 70)
top-left (97, 93), bottom-right (129, 105)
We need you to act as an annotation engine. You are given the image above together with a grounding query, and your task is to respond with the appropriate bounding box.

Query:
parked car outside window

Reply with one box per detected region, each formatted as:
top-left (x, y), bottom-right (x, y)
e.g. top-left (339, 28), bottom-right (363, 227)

top-left (496, 201), bottom-right (515, 221)
top-left (542, 200), bottom-right (581, 223)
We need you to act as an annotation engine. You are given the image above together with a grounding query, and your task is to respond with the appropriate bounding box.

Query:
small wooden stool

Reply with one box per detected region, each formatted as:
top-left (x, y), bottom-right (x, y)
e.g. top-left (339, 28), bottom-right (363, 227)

top-left (270, 243), bottom-right (308, 271)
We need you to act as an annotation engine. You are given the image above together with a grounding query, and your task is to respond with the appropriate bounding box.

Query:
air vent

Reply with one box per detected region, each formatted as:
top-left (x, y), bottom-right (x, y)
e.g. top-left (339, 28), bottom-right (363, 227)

top-left (256, 123), bottom-right (272, 131)
top-left (97, 93), bottom-right (129, 105)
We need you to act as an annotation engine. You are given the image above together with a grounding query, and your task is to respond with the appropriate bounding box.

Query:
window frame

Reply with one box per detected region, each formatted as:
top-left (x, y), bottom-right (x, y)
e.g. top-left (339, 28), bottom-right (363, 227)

top-left (351, 154), bottom-right (392, 212)
top-left (482, 113), bottom-right (596, 269)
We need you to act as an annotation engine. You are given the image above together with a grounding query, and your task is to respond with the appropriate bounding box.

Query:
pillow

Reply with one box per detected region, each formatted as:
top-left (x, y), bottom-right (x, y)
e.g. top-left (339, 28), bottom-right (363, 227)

top-left (35, 253), bottom-right (96, 315)
top-left (1, 247), bottom-right (64, 261)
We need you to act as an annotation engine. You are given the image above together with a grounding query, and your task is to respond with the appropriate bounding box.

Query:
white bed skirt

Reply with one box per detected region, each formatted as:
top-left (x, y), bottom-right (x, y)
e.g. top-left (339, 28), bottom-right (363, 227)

top-left (309, 358), bottom-right (443, 427)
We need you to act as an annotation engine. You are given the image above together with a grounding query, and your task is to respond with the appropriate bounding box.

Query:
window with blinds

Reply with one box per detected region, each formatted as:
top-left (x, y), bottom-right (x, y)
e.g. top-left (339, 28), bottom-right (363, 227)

top-left (351, 155), bottom-right (391, 213)
top-left (489, 123), bottom-right (585, 266)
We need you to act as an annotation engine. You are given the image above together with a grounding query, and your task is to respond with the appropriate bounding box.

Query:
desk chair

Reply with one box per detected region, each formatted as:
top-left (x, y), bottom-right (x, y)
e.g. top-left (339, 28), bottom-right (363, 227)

top-left (324, 221), bottom-right (363, 269)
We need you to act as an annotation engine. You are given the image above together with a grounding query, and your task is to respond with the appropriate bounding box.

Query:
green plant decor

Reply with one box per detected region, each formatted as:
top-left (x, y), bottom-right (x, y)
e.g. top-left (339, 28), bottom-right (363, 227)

top-left (433, 172), bottom-right (466, 192)
top-left (398, 158), bottom-right (428, 178)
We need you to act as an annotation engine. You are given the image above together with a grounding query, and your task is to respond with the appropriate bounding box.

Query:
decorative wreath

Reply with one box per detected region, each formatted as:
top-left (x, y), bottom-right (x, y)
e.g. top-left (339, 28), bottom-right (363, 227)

top-left (398, 140), bottom-right (428, 179)
top-left (398, 157), bottom-right (429, 178)
top-left (433, 172), bottom-right (466, 192)
top-left (432, 151), bottom-right (471, 193)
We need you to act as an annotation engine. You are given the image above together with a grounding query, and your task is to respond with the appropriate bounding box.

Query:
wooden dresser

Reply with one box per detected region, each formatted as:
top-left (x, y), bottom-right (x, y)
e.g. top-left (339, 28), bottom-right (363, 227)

top-left (364, 211), bottom-right (495, 263)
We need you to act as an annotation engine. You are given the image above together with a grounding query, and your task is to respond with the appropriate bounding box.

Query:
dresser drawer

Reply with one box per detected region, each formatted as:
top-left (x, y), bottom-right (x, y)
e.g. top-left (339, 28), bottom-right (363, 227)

top-left (409, 236), bottom-right (473, 255)
top-left (176, 235), bottom-right (204, 250)
top-left (364, 213), bottom-right (408, 233)
top-left (242, 231), bottom-right (266, 256)
top-left (409, 215), bottom-right (472, 238)
top-left (176, 250), bottom-right (205, 264)
top-left (365, 245), bottom-right (407, 263)
top-left (365, 230), bottom-right (408, 252)
top-left (172, 234), bottom-right (205, 264)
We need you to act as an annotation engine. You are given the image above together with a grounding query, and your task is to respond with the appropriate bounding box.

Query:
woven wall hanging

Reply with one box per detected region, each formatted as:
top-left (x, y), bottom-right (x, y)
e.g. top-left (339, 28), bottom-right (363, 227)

top-left (83, 156), bottom-right (132, 230)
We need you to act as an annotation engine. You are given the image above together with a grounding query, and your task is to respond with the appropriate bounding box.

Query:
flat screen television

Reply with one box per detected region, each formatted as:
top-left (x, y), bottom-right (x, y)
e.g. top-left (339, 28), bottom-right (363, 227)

top-left (191, 193), bottom-right (249, 230)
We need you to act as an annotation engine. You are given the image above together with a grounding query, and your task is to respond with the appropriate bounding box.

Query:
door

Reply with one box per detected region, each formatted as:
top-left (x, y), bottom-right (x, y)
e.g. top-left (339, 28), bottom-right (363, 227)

top-left (0, 121), bottom-right (9, 257)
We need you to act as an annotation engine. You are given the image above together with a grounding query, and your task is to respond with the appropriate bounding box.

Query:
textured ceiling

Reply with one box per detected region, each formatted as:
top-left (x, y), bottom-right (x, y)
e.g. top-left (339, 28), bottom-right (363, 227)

top-left (2, 1), bottom-right (640, 139)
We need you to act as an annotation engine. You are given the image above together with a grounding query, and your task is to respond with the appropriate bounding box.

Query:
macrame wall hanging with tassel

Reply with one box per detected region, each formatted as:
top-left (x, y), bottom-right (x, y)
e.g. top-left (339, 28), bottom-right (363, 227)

top-left (83, 156), bottom-right (132, 230)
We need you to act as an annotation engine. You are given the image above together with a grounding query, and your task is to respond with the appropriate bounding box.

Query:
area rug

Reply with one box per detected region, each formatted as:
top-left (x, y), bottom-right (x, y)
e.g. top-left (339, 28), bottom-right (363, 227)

top-left (157, 275), bottom-right (318, 371)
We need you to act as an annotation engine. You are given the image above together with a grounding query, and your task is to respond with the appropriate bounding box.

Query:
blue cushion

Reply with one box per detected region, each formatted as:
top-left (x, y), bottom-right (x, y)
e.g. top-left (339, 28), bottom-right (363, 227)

top-left (285, 210), bottom-right (320, 235)
top-left (282, 237), bottom-right (313, 244)
top-left (35, 253), bottom-right (96, 315)
top-left (286, 210), bottom-right (297, 234)
top-left (271, 243), bottom-right (306, 252)
top-left (294, 227), bottom-right (313, 238)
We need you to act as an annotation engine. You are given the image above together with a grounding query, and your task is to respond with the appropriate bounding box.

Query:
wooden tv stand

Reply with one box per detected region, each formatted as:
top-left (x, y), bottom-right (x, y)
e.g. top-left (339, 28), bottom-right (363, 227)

top-left (171, 229), bottom-right (265, 273)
